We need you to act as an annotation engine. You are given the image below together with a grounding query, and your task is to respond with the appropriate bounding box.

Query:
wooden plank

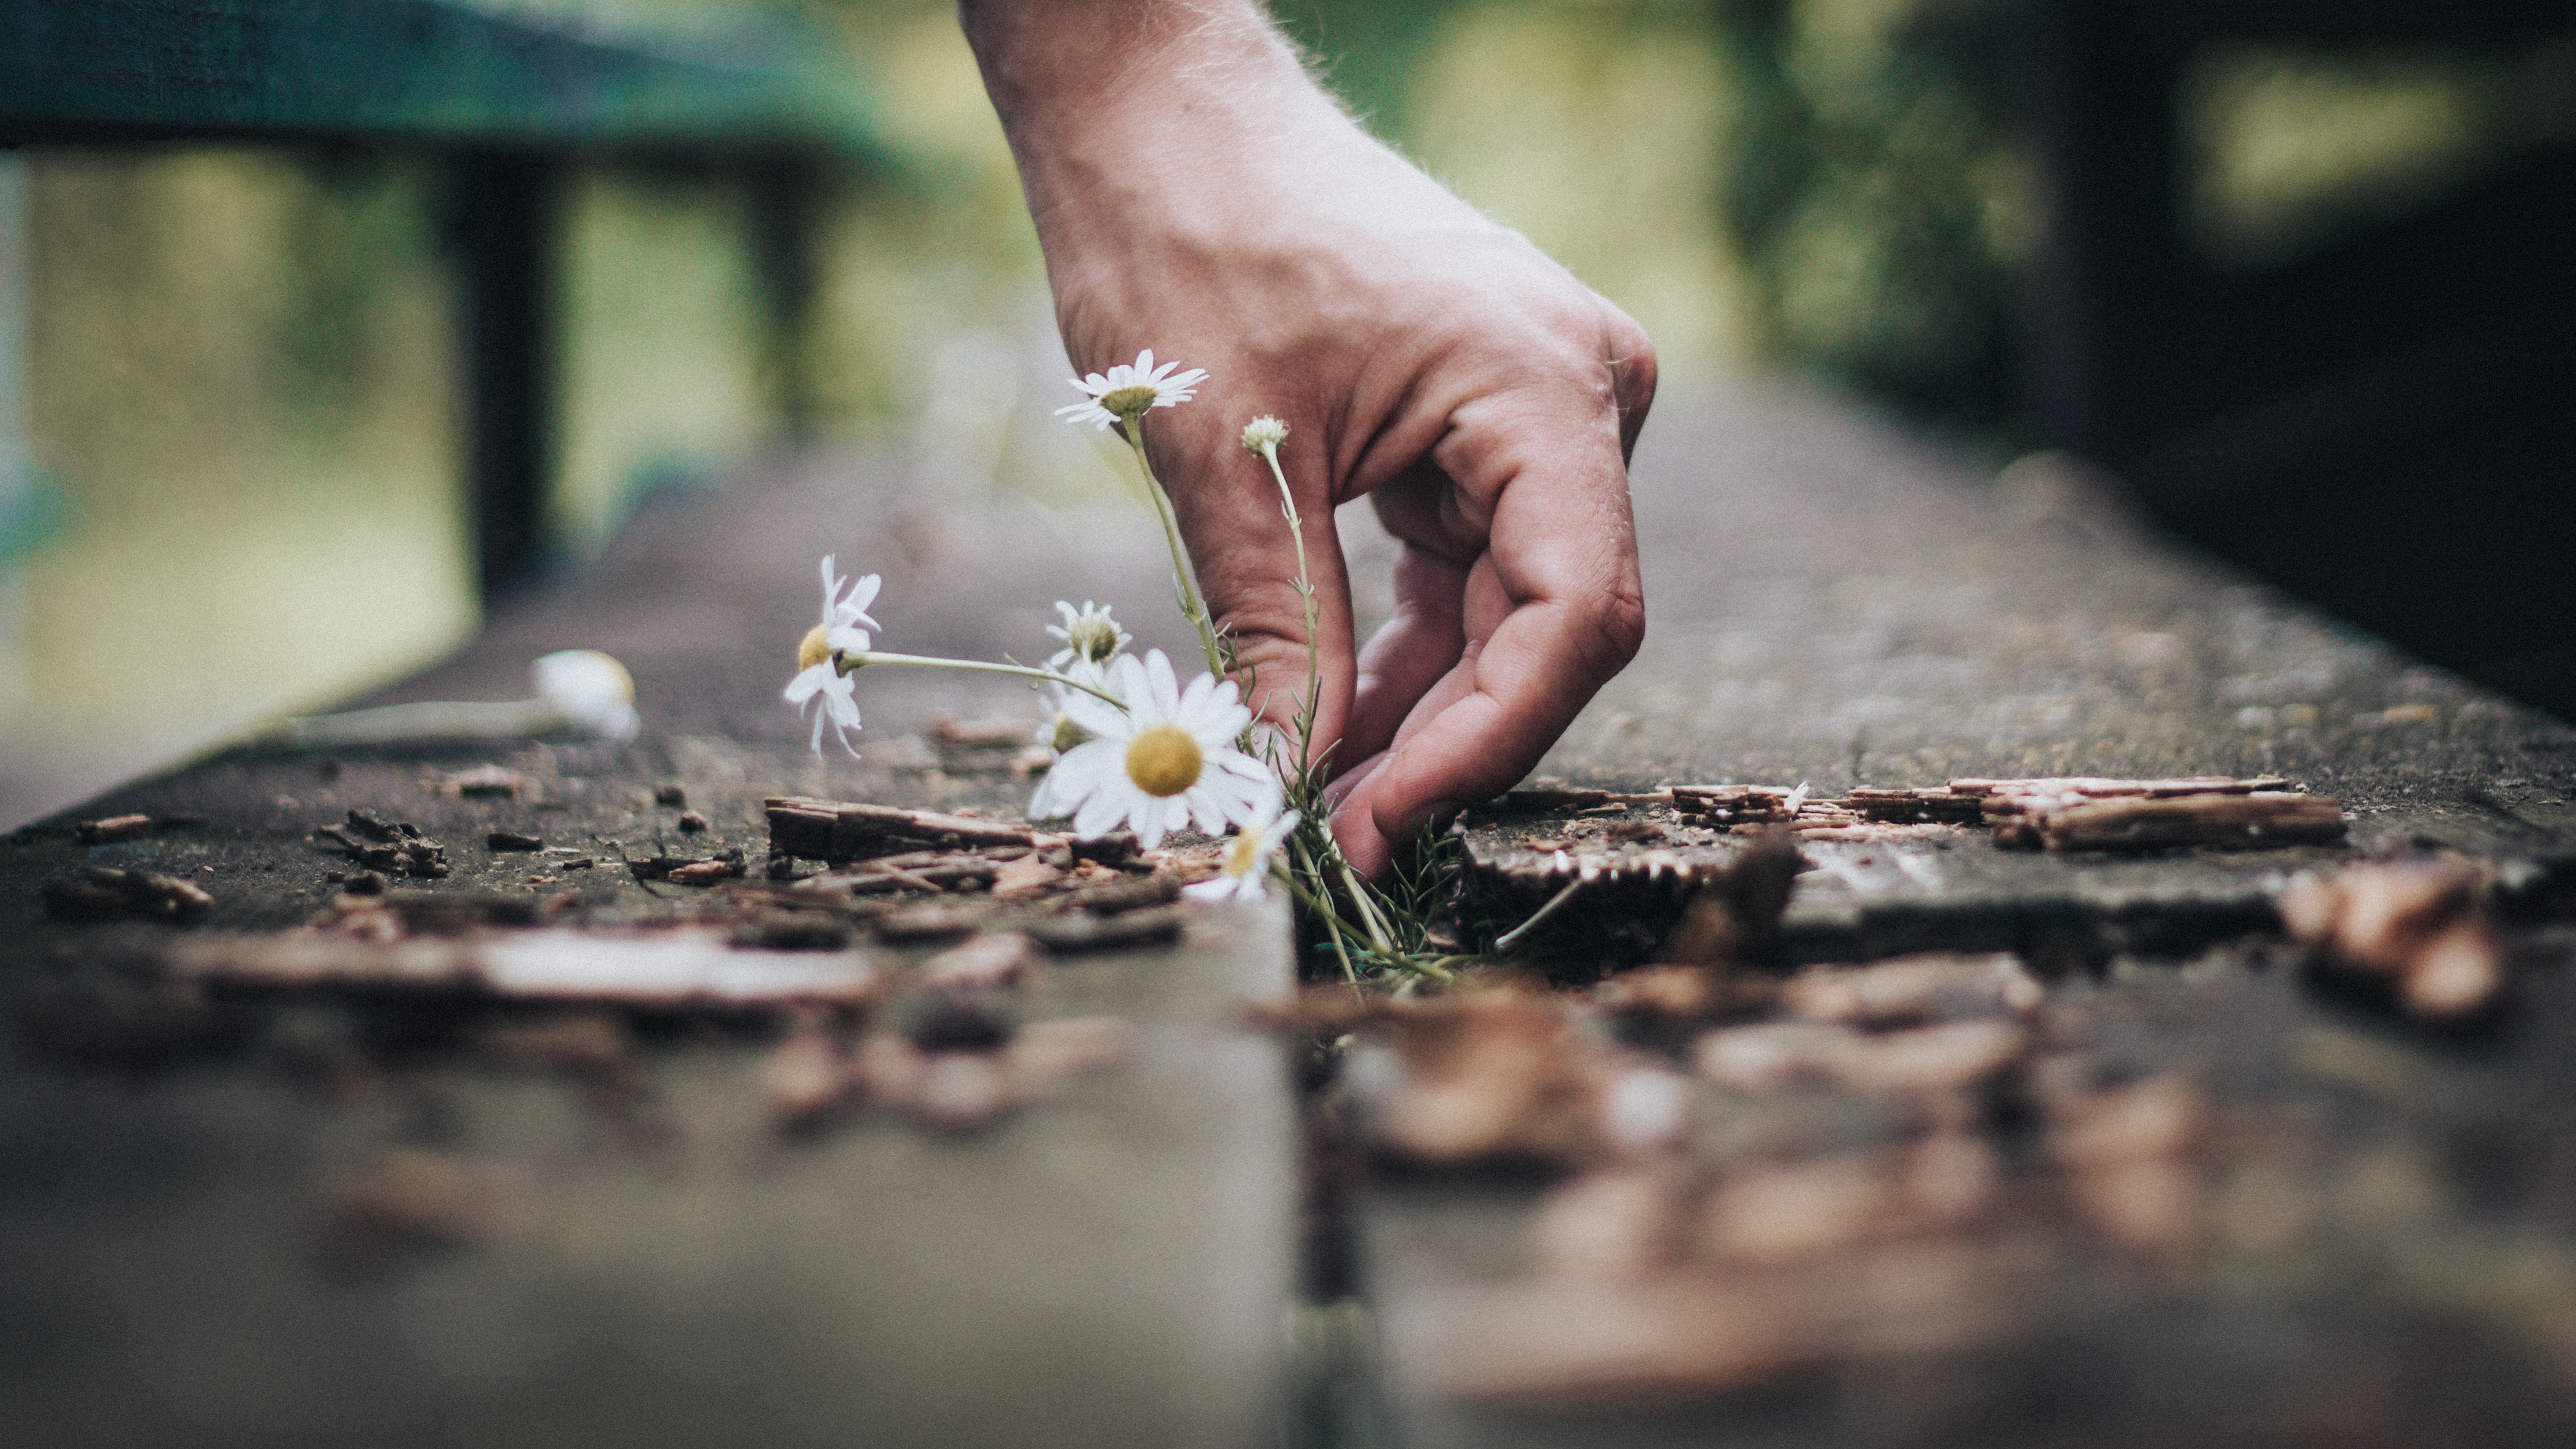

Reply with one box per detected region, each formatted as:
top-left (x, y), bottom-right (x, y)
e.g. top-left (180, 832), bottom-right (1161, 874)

top-left (0, 452), bottom-right (1297, 1447)
top-left (0, 0), bottom-right (877, 151)
top-left (1362, 385), bottom-right (2576, 1447)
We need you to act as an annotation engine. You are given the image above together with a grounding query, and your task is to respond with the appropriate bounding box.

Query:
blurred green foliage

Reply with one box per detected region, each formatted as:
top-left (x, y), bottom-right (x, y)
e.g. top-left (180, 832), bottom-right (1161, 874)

top-left (5, 0), bottom-right (2563, 815)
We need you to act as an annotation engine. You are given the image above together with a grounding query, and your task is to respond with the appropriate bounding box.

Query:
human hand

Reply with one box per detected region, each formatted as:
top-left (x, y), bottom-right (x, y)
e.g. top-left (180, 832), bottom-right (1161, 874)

top-left (965, 0), bottom-right (1653, 876)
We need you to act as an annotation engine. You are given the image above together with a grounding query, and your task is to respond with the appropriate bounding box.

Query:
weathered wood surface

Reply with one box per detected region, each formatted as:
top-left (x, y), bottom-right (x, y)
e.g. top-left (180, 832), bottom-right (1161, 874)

top-left (0, 457), bottom-right (1293, 1448)
top-left (1366, 386), bottom-right (2576, 1448)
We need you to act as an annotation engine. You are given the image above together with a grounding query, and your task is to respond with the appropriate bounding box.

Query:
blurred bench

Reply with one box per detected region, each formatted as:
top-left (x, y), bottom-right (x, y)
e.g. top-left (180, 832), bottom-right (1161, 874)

top-left (0, 0), bottom-right (879, 603)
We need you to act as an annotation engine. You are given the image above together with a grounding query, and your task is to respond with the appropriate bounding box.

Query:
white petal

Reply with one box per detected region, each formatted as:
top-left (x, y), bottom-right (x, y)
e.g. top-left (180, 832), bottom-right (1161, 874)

top-left (783, 663), bottom-right (830, 704)
top-left (1073, 788), bottom-right (1133, 841)
top-left (1142, 650), bottom-right (1181, 720)
top-left (1061, 679), bottom-right (1130, 741)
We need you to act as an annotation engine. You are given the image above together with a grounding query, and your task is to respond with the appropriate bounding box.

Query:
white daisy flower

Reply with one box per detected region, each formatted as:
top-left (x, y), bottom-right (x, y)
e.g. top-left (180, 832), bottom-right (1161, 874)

top-left (784, 555), bottom-right (881, 759)
top-left (1045, 600), bottom-right (1132, 673)
top-left (1184, 796), bottom-right (1299, 904)
top-left (1031, 666), bottom-right (1099, 762)
top-left (1030, 649), bottom-right (1275, 849)
top-left (1053, 348), bottom-right (1209, 431)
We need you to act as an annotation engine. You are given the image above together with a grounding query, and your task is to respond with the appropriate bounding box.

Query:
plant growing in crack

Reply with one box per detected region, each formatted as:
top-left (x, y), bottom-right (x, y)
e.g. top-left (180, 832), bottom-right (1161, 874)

top-left (781, 348), bottom-right (1523, 984)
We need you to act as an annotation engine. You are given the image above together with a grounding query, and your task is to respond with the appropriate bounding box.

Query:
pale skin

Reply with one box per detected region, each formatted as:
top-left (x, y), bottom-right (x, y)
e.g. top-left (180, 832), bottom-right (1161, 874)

top-left (960, 0), bottom-right (1654, 876)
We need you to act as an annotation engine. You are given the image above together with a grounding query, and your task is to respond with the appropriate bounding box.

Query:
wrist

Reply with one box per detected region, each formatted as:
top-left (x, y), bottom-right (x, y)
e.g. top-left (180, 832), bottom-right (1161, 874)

top-left (959, 2), bottom-right (1359, 246)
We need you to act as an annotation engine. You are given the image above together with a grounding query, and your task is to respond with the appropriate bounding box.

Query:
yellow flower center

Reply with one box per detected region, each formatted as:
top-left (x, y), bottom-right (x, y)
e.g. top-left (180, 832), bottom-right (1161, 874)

top-left (1123, 723), bottom-right (1202, 797)
top-left (1225, 827), bottom-right (1266, 877)
top-left (1099, 384), bottom-right (1159, 416)
top-left (797, 623), bottom-right (833, 671)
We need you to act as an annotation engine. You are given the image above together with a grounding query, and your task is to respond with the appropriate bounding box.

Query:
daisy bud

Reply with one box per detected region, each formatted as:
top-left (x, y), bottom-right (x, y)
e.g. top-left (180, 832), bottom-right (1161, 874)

top-left (1240, 416), bottom-right (1288, 453)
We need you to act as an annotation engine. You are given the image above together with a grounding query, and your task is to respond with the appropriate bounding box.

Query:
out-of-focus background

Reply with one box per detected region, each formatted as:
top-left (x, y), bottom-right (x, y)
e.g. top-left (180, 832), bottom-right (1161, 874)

top-left (4, 0), bottom-right (2570, 827)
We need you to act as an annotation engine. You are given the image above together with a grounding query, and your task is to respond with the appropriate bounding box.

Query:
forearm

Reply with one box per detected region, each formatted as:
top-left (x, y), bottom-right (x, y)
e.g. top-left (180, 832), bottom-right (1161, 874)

top-left (957, 1), bottom-right (1459, 303)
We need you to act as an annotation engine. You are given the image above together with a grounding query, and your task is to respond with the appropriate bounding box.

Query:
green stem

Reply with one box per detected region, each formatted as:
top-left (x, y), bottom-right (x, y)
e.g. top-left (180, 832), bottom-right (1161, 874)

top-left (1290, 840), bottom-right (1363, 987)
top-left (1259, 440), bottom-right (1325, 771)
top-left (837, 650), bottom-right (1124, 708)
top-left (1338, 857), bottom-right (1398, 960)
top-left (1121, 412), bottom-right (1230, 682)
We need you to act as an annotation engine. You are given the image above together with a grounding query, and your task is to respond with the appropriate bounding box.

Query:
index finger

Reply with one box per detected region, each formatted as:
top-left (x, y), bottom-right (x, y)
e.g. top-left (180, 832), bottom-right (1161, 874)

top-left (1332, 382), bottom-right (1645, 874)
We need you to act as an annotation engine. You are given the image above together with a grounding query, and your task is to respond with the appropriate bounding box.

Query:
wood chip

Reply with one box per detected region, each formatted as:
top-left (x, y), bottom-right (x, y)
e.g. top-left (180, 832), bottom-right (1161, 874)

top-left (766, 796), bottom-right (1038, 862)
top-left (2279, 857), bottom-right (2506, 1021)
top-left (72, 814), bottom-right (154, 845)
top-left (486, 830), bottom-right (544, 852)
top-left (2014, 791), bottom-right (2346, 852)
top-left (40, 865), bottom-right (216, 922)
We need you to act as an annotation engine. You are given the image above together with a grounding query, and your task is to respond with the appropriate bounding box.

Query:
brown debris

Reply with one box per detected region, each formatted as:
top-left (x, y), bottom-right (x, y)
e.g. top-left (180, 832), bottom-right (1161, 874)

top-left (318, 811), bottom-right (449, 878)
top-left (676, 810), bottom-right (710, 834)
top-left (1843, 788), bottom-right (1987, 825)
top-left (655, 782), bottom-right (688, 807)
top-left (433, 765), bottom-right (525, 799)
top-left (767, 796), bottom-right (1037, 862)
top-left (486, 830), bottom-right (544, 852)
top-left (776, 1011), bottom-right (1131, 1135)
top-left (1352, 991), bottom-right (1610, 1167)
top-left (728, 913), bottom-right (854, 951)
top-left (1782, 953), bottom-right (2043, 1027)
top-left (628, 847), bottom-right (745, 886)
top-left (1698, 1137), bottom-right (1998, 1267)
top-left (2041, 1072), bottom-right (2206, 1255)
top-left (763, 1027), bottom-right (859, 1127)
top-left (1594, 964), bottom-right (1780, 1026)
top-left (990, 855), bottom-right (1063, 898)
top-left (1694, 1018), bottom-right (2026, 1097)
top-left (72, 813), bottom-right (154, 845)
top-left (874, 901), bottom-right (989, 943)
top-left (1392, 1239), bottom-right (2025, 1410)
top-left (919, 932), bottom-right (1049, 990)
top-left (796, 852), bottom-right (1001, 896)
top-left (2278, 857), bottom-right (2506, 1022)
top-left (1957, 776), bottom-right (2343, 852)
top-left (41, 865), bottom-right (217, 923)
top-left (1659, 830), bottom-right (1804, 965)
top-left (665, 858), bottom-right (745, 887)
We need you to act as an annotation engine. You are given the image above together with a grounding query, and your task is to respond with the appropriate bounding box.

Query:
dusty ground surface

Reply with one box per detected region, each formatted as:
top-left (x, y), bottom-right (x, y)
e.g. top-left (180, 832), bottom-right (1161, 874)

top-left (5, 379), bottom-right (2575, 1448)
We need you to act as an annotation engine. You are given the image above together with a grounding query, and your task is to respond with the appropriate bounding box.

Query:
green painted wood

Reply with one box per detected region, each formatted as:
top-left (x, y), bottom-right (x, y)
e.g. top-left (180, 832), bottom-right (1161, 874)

top-left (0, 0), bottom-right (876, 151)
